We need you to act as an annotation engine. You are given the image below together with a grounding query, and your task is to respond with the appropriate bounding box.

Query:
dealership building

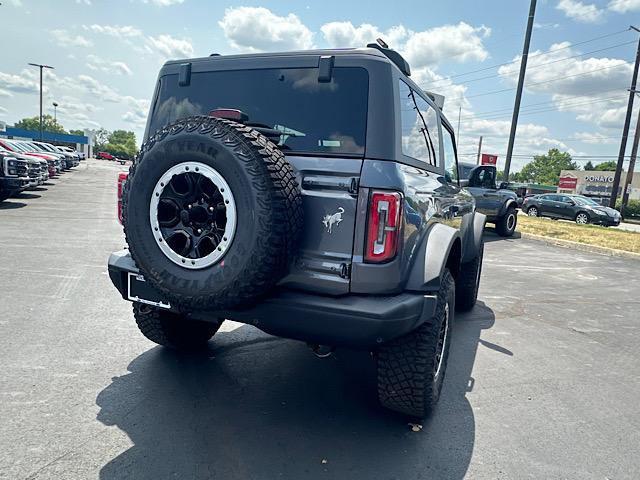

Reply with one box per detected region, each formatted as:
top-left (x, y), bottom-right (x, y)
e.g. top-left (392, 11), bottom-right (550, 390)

top-left (557, 170), bottom-right (640, 203)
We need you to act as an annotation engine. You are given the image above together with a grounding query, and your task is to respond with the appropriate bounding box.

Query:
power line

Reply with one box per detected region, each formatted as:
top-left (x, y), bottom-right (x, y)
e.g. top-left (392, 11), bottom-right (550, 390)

top-left (430, 27), bottom-right (632, 85)
top-left (438, 41), bottom-right (635, 87)
top-left (461, 62), bottom-right (629, 100)
top-left (460, 86), bottom-right (628, 118)
top-left (465, 94), bottom-right (627, 121)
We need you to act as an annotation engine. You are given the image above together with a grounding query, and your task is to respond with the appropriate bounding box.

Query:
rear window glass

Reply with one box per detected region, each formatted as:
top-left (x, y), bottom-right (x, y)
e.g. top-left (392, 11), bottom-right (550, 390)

top-left (148, 67), bottom-right (369, 155)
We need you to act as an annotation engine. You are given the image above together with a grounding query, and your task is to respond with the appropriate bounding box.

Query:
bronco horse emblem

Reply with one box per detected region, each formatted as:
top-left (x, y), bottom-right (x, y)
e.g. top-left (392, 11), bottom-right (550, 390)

top-left (322, 207), bottom-right (345, 234)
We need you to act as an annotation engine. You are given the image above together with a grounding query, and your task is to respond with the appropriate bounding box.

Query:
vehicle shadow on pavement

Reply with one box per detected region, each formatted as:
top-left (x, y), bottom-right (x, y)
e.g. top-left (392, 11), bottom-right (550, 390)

top-left (96, 302), bottom-right (497, 480)
top-left (0, 200), bottom-right (27, 210)
top-left (13, 192), bottom-right (41, 200)
top-left (483, 229), bottom-right (522, 243)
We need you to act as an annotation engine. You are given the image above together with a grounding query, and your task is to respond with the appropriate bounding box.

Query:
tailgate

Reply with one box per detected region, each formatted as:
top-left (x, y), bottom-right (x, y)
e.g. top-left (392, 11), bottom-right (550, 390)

top-left (279, 155), bottom-right (363, 295)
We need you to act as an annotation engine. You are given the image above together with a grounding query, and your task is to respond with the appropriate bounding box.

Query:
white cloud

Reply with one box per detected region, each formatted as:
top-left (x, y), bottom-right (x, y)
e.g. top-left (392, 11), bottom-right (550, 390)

top-left (76, 0), bottom-right (91, 5)
top-left (144, 34), bottom-right (194, 58)
top-left (321, 22), bottom-right (408, 49)
top-left (574, 132), bottom-right (618, 144)
top-left (50, 29), bottom-right (93, 48)
top-left (0, 71), bottom-right (40, 95)
top-left (403, 23), bottom-right (491, 67)
top-left (75, 75), bottom-right (121, 102)
top-left (83, 24), bottom-right (142, 37)
top-left (556, 0), bottom-right (604, 22)
top-left (86, 54), bottom-right (132, 76)
top-left (219, 6), bottom-right (314, 52)
top-left (497, 42), bottom-right (632, 130)
top-left (608, 0), bottom-right (640, 12)
top-left (320, 20), bottom-right (490, 68)
top-left (6, 0), bottom-right (22, 6)
top-left (143, 0), bottom-right (184, 5)
top-left (0, 106), bottom-right (8, 114)
top-left (0, 89), bottom-right (12, 98)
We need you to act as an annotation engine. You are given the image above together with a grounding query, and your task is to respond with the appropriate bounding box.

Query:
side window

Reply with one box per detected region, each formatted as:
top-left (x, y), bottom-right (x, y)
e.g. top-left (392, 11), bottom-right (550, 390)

top-left (399, 80), bottom-right (439, 167)
top-left (442, 126), bottom-right (458, 184)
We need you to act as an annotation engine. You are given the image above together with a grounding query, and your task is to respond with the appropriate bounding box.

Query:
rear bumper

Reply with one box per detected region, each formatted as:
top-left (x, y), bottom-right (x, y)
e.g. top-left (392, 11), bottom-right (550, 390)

top-left (108, 250), bottom-right (437, 348)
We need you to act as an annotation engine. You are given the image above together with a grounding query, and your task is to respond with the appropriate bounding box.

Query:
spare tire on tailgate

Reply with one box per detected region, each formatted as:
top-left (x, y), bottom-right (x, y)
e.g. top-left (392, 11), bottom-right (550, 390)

top-left (122, 115), bottom-right (303, 310)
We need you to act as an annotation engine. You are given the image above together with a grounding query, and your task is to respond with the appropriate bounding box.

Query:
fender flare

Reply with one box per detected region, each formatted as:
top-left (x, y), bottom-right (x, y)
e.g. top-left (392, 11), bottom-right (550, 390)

top-left (498, 198), bottom-right (518, 218)
top-left (406, 223), bottom-right (461, 293)
top-left (462, 212), bottom-right (487, 263)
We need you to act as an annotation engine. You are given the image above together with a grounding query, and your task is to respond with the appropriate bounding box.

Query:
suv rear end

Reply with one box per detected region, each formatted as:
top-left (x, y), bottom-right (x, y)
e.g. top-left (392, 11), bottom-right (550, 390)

top-left (107, 46), bottom-right (485, 419)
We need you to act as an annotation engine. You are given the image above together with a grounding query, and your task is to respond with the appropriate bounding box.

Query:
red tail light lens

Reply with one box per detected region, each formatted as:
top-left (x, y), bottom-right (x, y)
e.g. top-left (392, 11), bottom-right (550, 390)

top-left (117, 172), bottom-right (128, 225)
top-left (365, 191), bottom-right (402, 263)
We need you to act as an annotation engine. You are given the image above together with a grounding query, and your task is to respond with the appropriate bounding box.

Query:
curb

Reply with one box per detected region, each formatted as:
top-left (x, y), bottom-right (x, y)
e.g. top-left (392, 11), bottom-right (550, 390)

top-left (519, 232), bottom-right (640, 260)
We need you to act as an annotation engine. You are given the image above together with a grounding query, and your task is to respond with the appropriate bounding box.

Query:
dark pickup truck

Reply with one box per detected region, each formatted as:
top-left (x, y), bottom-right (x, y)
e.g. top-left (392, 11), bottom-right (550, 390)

top-left (459, 162), bottom-right (519, 237)
top-left (108, 42), bottom-right (487, 419)
top-left (0, 150), bottom-right (30, 201)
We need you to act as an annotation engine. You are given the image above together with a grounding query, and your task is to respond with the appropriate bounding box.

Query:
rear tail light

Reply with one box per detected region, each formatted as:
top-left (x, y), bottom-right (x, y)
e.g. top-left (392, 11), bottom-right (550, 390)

top-left (117, 172), bottom-right (128, 225)
top-left (365, 191), bottom-right (402, 263)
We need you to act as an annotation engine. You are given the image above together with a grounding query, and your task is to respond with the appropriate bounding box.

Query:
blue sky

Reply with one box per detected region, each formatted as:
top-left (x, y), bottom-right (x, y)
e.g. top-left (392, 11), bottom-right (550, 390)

top-left (1, 0), bottom-right (639, 171)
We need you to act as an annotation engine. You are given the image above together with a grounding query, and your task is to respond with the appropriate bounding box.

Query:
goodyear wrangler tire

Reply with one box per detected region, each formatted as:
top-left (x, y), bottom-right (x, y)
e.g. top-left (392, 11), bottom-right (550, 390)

top-left (123, 116), bottom-right (302, 310)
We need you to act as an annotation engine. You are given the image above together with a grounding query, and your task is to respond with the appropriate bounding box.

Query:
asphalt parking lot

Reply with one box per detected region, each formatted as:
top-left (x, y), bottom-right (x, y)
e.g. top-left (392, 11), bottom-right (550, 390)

top-left (1, 159), bottom-right (639, 479)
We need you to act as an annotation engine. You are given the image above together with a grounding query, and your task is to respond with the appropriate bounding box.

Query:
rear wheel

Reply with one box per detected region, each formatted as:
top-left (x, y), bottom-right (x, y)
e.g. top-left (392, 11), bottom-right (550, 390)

top-left (575, 212), bottom-right (590, 225)
top-left (455, 242), bottom-right (484, 312)
top-left (377, 270), bottom-right (455, 419)
top-left (133, 303), bottom-right (222, 351)
top-left (527, 206), bottom-right (538, 217)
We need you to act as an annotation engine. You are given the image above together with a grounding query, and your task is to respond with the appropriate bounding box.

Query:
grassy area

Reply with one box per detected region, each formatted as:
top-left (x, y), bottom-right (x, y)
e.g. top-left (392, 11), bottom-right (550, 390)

top-left (517, 215), bottom-right (640, 254)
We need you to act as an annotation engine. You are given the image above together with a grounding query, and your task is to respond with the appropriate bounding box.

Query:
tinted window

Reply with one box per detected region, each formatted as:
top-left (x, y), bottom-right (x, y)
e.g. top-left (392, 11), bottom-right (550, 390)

top-left (148, 67), bottom-right (368, 155)
top-left (399, 80), bottom-right (440, 166)
top-left (442, 125), bottom-right (458, 183)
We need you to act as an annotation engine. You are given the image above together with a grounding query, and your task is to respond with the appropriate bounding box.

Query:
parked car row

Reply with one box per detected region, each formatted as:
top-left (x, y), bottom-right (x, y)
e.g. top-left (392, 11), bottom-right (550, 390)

top-left (0, 139), bottom-right (82, 201)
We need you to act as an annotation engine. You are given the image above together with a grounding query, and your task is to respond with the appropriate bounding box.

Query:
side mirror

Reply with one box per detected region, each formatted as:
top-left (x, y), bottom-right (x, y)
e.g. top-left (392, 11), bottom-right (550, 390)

top-left (498, 182), bottom-right (509, 190)
top-left (459, 179), bottom-right (469, 187)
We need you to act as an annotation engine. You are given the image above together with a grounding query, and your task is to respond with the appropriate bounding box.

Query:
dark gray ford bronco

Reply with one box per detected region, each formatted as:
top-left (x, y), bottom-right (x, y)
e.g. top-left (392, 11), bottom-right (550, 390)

top-left (459, 162), bottom-right (519, 237)
top-left (108, 42), bottom-right (486, 419)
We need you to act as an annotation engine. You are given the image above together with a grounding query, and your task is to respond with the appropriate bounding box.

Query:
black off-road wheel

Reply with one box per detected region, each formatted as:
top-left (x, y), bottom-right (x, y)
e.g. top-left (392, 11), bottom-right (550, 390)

top-left (123, 116), bottom-right (303, 311)
top-left (455, 241), bottom-right (484, 312)
top-left (377, 270), bottom-right (455, 419)
top-left (495, 206), bottom-right (517, 237)
top-left (133, 303), bottom-right (221, 350)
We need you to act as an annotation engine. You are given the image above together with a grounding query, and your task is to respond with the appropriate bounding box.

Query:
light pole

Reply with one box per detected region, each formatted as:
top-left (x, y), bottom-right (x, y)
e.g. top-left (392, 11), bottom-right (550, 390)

top-left (27, 63), bottom-right (54, 141)
top-left (53, 102), bottom-right (58, 123)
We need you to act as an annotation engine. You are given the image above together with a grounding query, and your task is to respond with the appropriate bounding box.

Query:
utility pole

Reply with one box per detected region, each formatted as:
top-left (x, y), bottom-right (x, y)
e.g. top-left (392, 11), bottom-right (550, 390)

top-left (610, 26), bottom-right (640, 208)
top-left (27, 63), bottom-right (54, 141)
top-left (53, 102), bottom-right (58, 123)
top-left (503, 0), bottom-right (537, 182)
top-left (476, 136), bottom-right (483, 164)
top-left (621, 101), bottom-right (640, 214)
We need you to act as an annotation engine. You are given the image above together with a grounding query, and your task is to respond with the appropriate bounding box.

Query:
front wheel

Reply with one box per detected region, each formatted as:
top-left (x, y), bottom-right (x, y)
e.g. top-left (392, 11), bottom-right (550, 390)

top-left (575, 212), bottom-right (590, 225)
top-left (377, 270), bottom-right (455, 419)
top-left (133, 303), bottom-right (222, 350)
top-left (495, 207), bottom-right (517, 237)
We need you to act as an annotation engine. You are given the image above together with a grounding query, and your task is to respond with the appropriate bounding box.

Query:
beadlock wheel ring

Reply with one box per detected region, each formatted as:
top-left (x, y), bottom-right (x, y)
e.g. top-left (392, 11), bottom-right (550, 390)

top-left (149, 161), bottom-right (237, 270)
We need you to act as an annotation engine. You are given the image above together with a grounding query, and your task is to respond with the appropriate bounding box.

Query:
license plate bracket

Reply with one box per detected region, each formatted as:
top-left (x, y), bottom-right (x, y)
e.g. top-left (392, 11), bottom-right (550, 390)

top-left (127, 273), bottom-right (171, 309)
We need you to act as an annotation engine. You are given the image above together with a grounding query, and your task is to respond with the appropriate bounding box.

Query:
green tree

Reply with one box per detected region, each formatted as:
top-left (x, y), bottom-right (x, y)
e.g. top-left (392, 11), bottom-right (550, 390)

top-left (103, 130), bottom-right (138, 159)
top-left (584, 161), bottom-right (594, 170)
top-left (516, 149), bottom-right (578, 185)
top-left (69, 129), bottom-right (85, 136)
top-left (14, 115), bottom-right (67, 134)
top-left (594, 160), bottom-right (618, 171)
top-left (93, 128), bottom-right (111, 151)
